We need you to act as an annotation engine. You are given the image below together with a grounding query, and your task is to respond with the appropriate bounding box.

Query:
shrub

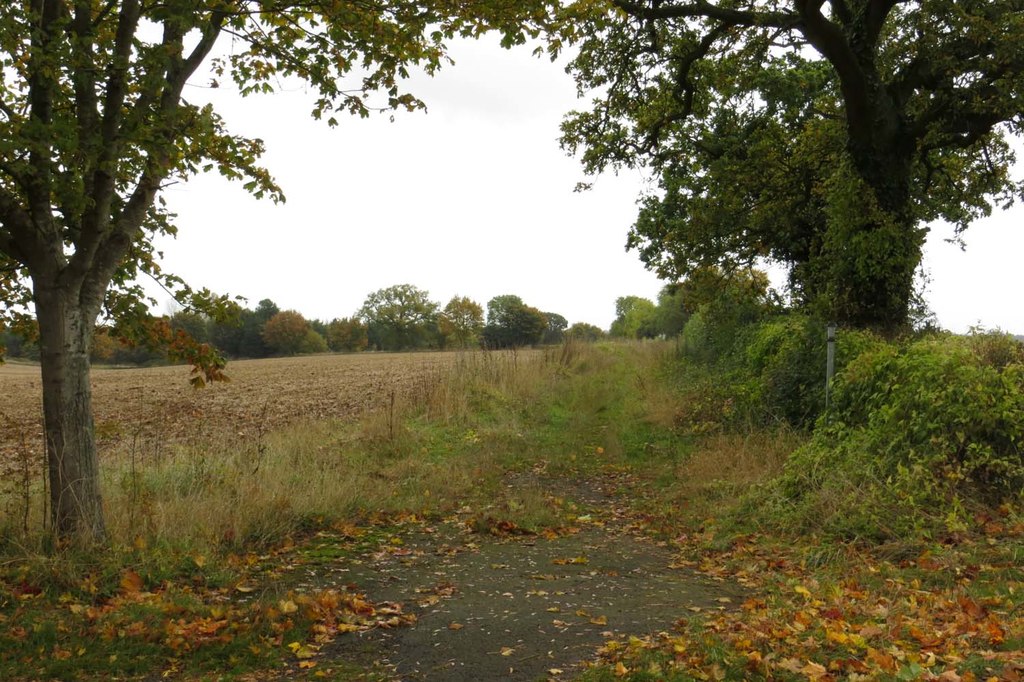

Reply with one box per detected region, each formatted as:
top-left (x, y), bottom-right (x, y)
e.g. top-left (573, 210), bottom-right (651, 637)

top-left (731, 315), bottom-right (884, 427)
top-left (769, 332), bottom-right (1024, 540)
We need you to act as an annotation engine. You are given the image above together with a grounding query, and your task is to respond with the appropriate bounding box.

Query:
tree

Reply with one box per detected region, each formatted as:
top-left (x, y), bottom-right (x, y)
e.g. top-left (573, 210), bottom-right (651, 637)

top-left (298, 328), bottom-right (328, 354)
top-left (0, 1), bottom-right (553, 540)
top-left (262, 310), bottom-right (310, 356)
top-left (326, 317), bottom-right (368, 352)
top-left (482, 295), bottom-right (548, 348)
top-left (541, 312), bottom-right (569, 345)
top-left (677, 266), bottom-right (777, 358)
top-left (561, 0), bottom-right (1024, 330)
top-left (654, 284), bottom-right (689, 338)
top-left (567, 322), bottom-right (605, 342)
top-left (359, 284), bottom-right (439, 351)
top-left (439, 296), bottom-right (484, 348)
top-left (610, 296), bottom-right (658, 339)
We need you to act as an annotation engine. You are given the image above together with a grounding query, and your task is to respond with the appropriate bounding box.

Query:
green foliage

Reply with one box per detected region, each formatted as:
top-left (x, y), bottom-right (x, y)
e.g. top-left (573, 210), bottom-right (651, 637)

top-left (731, 316), bottom-right (884, 427)
top-left (559, 0), bottom-right (1024, 329)
top-left (482, 295), bottom-right (547, 348)
top-left (674, 267), bottom-right (778, 363)
top-left (541, 312), bottom-right (569, 345)
top-left (439, 296), bottom-right (484, 349)
top-left (610, 296), bottom-right (658, 339)
top-left (360, 284), bottom-right (440, 351)
top-left (567, 322), bottom-right (605, 342)
top-left (298, 328), bottom-right (328, 354)
top-left (769, 333), bottom-right (1024, 540)
top-left (654, 284), bottom-right (689, 338)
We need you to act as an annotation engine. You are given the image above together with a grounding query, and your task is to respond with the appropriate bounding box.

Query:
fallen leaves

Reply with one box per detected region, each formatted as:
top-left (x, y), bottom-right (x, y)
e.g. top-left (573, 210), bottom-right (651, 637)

top-left (587, 528), bottom-right (1024, 682)
top-left (119, 570), bottom-right (144, 594)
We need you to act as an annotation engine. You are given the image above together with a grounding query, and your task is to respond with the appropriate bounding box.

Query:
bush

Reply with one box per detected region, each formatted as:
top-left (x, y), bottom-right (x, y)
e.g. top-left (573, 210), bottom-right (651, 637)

top-left (731, 315), bottom-right (884, 427)
top-left (768, 332), bottom-right (1024, 540)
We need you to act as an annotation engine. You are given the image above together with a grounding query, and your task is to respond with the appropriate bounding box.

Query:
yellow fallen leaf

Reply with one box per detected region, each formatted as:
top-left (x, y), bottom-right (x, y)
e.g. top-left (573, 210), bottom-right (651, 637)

top-left (279, 599), bottom-right (298, 614)
top-left (615, 661), bottom-right (629, 676)
top-left (298, 661), bottom-right (317, 669)
top-left (235, 583), bottom-right (256, 593)
top-left (800, 661), bottom-right (828, 679)
top-left (590, 615), bottom-right (608, 625)
top-left (794, 585), bottom-right (812, 599)
top-left (549, 669), bottom-right (564, 675)
top-left (193, 554), bottom-right (206, 568)
top-left (120, 570), bottom-right (143, 593)
top-left (293, 644), bottom-right (317, 659)
top-left (500, 646), bottom-right (515, 656)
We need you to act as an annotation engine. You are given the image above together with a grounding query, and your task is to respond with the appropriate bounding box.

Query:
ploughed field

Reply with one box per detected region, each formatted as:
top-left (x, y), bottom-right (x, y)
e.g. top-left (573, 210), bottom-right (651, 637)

top-left (0, 351), bottom-right (532, 485)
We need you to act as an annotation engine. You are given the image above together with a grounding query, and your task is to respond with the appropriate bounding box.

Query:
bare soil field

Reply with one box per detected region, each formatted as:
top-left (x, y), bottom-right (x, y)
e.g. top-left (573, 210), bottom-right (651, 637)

top-left (0, 351), bottom-right (532, 482)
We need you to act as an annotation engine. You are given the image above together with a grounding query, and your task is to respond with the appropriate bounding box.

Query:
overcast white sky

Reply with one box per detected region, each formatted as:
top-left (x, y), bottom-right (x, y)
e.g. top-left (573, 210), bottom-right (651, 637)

top-left (154, 36), bottom-right (1023, 333)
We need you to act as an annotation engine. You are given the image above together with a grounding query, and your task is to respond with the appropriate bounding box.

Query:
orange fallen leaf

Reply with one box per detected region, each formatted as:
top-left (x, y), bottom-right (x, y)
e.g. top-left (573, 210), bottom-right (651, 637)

top-left (590, 615), bottom-right (608, 625)
top-left (448, 622), bottom-right (464, 630)
top-left (120, 570), bottom-right (143, 593)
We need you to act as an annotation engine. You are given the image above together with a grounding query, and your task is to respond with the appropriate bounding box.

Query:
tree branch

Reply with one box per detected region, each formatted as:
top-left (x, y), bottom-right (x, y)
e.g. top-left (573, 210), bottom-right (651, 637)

top-left (612, 0), bottom-right (797, 29)
top-left (78, 10), bottom-right (226, 311)
top-left (0, 187), bottom-right (38, 269)
top-left (71, 0), bottom-right (101, 210)
top-left (64, 0), bottom-right (142, 290)
top-left (25, 0), bottom-right (65, 244)
top-left (647, 22), bottom-right (731, 157)
top-left (865, 0), bottom-right (904, 48)
top-left (792, 0), bottom-right (873, 144)
top-left (830, 0), bottom-right (852, 25)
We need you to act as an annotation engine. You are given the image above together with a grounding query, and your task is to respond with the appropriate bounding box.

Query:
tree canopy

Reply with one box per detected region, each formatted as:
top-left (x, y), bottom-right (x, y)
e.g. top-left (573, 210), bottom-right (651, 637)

top-left (482, 295), bottom-right (548, 348)
top-left (561, 0), bottom-right (1024, 329)
top-left (610, 295), bottom-right (658, 339)
top-left (360, 284), bottom-right (439, 351)
top-left (439, 296), bottom-right (485, 349)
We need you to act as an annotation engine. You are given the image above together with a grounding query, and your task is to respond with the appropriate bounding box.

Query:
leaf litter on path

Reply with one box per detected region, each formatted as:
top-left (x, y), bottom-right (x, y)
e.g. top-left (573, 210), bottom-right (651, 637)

top-left (308, 474), bottom-right (745, 680)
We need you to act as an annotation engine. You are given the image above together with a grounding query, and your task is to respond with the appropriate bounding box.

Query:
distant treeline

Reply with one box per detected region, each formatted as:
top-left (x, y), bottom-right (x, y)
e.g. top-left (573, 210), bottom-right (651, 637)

top-left (1, 285), bottom-right (612, 365)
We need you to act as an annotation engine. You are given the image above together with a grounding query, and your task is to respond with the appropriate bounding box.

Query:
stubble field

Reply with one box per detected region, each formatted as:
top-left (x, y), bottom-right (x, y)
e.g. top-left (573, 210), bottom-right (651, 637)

top-left (0, 350), bottom-right (534, 484)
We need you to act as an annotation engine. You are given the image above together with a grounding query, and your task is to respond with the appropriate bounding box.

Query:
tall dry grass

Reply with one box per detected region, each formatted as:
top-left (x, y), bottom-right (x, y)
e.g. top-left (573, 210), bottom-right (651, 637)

top-left (0, 346), bottom-right (564, 554)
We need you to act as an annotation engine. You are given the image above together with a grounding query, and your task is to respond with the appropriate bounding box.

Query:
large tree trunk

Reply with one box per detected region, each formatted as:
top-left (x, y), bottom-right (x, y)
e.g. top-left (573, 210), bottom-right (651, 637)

top-left (34, 282), bottom-right (106, 542)
top-left (832, 71), bottom-right (923, 332)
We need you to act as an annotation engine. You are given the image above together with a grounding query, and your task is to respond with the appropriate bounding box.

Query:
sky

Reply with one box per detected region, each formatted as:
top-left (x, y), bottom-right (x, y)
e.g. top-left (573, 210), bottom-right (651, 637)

top-left (153, 36), bottom-right (1023, 333)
